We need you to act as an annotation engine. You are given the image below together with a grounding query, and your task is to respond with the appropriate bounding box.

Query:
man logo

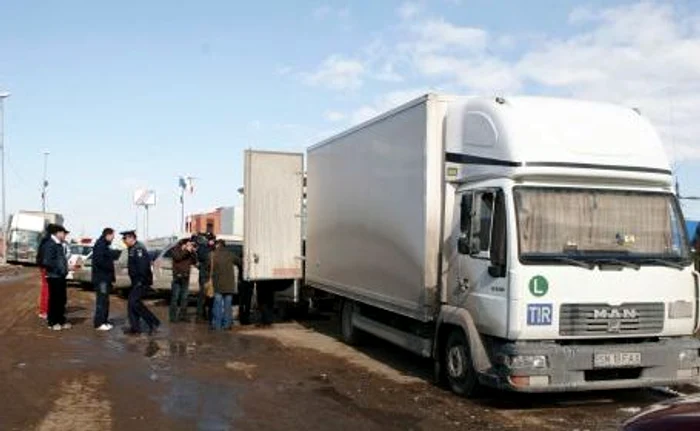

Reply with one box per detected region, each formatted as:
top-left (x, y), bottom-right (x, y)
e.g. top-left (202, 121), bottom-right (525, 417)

top-left (593, 308), bottom-right (639, 320)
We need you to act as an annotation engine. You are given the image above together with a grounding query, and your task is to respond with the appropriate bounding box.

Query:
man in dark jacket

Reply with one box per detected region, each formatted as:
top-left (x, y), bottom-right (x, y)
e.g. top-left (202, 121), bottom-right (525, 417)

top-left (122, 230), bottom-right (160, 335)
top-left (170, 238), bottom-right (197, 322)
top-left (42, 224), bottom-right (70, 331)
top-left (196, 232), bottom-right (216, 323)
top-left (92, 228), bottom-right (116, 331)
top-left (210, 239), bottom-right (241, 330)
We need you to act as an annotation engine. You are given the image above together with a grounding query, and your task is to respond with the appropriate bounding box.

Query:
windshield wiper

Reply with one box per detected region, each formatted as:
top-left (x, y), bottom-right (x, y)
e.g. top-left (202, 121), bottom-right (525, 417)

top-left (523, 255), bottom-right (595, 270)
top-left (594, 258), bottom-right (640, 270)
top-left (638, 258), bottom-right (689, 270)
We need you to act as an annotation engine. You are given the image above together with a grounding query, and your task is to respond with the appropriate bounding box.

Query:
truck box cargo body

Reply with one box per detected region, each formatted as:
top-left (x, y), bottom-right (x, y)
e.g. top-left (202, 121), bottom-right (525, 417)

top-left (6, 211), bottom-right (64, 264)
top-left (303, 94), bottom-right (700, 394)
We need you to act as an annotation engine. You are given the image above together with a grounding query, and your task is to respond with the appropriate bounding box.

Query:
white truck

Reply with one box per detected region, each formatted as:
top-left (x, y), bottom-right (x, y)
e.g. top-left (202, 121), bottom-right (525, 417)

top-left (253, 94), bottom-right (700, 395)
top-left (6, 211), bottom-right (64, 264)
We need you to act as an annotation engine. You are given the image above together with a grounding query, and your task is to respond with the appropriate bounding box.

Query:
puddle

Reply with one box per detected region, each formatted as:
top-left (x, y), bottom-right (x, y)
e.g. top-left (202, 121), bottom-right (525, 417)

top-left (157, 377), bottom-right (243, 431)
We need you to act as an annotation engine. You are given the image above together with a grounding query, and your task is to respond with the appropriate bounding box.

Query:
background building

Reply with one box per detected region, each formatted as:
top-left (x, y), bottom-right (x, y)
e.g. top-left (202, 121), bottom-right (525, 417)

top-left (186, 206), bottom-right (243, 238)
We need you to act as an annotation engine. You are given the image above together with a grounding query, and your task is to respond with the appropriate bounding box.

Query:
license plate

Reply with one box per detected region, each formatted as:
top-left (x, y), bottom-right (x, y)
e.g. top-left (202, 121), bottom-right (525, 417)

top-left (594, 352), bottom-right (642, 368)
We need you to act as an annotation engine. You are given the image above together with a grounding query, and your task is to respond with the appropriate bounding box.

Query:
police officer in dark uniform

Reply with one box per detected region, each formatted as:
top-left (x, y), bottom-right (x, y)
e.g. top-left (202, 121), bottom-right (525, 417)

top-left (121, 230), bottom-right (160, 335)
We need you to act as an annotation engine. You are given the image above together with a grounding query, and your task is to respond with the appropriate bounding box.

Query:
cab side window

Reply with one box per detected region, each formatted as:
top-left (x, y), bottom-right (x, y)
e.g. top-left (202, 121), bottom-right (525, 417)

top-left (472, 191), bottom-right (495, 253)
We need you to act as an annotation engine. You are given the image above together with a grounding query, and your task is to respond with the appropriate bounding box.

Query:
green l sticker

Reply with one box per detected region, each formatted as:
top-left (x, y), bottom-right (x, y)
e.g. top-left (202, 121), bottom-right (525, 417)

top-left (529, 275), bottom-right (549, 297)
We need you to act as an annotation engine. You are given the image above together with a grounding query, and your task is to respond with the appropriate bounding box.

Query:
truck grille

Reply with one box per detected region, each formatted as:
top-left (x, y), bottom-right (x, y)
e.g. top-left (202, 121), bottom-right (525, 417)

top-left (559, 303), bottom-right (664, 336)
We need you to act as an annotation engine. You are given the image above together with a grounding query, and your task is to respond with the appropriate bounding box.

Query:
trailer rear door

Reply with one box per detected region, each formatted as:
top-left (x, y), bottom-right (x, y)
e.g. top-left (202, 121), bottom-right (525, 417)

top-left (243, 150), bottom-right (304, 281)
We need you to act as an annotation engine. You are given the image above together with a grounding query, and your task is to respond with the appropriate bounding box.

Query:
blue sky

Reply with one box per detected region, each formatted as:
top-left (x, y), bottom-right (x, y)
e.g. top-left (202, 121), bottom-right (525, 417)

top-left (2, 0), bottom-right (700, 237)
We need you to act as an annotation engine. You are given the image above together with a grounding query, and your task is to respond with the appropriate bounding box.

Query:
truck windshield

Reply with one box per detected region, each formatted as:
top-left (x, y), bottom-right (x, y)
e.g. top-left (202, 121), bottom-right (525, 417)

top-left (514, 187), bottom-right (690, 264)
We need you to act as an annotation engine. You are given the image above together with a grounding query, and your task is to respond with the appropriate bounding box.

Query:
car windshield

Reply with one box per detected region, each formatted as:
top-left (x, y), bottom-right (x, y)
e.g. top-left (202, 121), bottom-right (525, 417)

top-left (70, 245), bottom-right (92, 255)
top-left (514, 187), bottom-right (690, 262)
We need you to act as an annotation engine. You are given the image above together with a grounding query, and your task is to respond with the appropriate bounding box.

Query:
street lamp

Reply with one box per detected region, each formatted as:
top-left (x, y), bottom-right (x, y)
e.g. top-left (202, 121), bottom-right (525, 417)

top-left (0, 91), bottom-right (10, 265)
top-left (42, 151), bottom-right (50, 212)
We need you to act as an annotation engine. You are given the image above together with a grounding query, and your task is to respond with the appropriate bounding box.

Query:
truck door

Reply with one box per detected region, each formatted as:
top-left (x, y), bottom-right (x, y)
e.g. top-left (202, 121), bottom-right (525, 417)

top-left (454, 188), bottom-right (510, 337)
top-left (243, 150), bottom-right (304, 282)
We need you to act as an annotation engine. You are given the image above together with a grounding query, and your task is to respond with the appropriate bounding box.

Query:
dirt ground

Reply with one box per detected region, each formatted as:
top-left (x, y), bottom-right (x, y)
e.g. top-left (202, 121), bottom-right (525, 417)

top-left (0, 268), bottom-right (694, 431)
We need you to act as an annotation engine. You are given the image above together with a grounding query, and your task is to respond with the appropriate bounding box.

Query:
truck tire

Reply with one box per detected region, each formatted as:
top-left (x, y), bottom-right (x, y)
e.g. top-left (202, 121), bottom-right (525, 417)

top-left (444, 329), bottom-right (482, 397)
top-left (340, 300), bottom-right (362, 345)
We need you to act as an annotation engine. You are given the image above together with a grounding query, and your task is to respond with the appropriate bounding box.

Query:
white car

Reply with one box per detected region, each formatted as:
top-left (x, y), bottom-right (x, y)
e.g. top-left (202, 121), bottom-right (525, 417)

top-left (67, 244), bottom-right (93, 281)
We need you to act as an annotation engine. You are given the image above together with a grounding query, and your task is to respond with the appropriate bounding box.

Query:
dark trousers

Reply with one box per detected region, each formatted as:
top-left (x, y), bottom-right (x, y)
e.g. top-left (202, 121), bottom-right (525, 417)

top-left (93, 281), bottom-right (112, 327)
top-left (257, 283), bottom-right (275, 325)
top-left (197, 270), bottom-right (212, 321)
top-left (47, 277), bottom-right (67, 326)
top-left (238, 281), bottom-right (253, 325)
top-left (170, 276), bottom-right (189, 322)
top-left (128, 284), bottom-right (160, 333)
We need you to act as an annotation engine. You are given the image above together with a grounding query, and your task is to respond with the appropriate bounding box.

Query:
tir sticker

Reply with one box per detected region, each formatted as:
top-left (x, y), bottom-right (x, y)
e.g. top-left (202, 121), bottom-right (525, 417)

top-left (527, 303), bottom-right (553, 326)
top-left (528, 275), bottom-right (549, 297)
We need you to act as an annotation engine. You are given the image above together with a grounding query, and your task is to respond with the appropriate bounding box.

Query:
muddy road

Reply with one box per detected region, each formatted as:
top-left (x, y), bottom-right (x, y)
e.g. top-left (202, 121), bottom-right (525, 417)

top-left (0, 269), bottom-right (691, 430)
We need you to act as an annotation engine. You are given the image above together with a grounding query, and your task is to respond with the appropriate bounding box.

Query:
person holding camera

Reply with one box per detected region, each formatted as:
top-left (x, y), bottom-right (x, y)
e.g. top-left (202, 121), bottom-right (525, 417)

top-left (170, 238), bottom-right (197, 323)
top-left (195, 232), bottom-right (216, 323)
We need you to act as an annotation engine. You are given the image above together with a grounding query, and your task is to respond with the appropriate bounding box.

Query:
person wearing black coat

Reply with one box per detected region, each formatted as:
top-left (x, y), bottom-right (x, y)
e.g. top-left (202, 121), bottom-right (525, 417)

top-left (121, 230), bottom-right (160, 335)
top-left (92, 228), bottom-right (116, 330)
top-left (42, 224), bottom-right (70, 330)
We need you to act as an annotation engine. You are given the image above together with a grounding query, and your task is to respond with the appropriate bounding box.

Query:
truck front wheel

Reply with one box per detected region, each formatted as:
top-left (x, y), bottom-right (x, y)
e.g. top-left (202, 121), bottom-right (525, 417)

top-left (444, 329), bottom-right (481, 397)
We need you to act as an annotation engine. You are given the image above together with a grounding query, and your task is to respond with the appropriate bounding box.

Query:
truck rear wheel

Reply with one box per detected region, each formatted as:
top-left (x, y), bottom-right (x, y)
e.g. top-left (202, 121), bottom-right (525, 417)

top-left (444, 329), bottom-right (481, 397)
top-left (340, 300), bottom-right (362, 345)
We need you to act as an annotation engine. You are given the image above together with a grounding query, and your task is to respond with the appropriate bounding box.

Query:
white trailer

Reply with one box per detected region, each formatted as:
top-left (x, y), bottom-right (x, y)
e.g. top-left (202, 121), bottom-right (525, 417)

top-left (243, 150), bottom-right (305, 307)
top-left (301, 94), bottom-right (699, 395)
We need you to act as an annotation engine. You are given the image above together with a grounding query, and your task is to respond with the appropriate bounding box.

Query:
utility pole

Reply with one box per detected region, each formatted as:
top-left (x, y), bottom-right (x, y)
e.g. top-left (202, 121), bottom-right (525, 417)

top-left (42, 151), bottom-right (50, 212)
top-left (178, 176), bottom-right (195, 233)
top-left (0, 91), bottom-right (10, 265)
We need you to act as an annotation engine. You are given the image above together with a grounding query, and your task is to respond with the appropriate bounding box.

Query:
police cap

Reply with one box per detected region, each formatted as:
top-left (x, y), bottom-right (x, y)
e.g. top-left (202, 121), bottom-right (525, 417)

top-left (120, 230), bottom-right (137, 239)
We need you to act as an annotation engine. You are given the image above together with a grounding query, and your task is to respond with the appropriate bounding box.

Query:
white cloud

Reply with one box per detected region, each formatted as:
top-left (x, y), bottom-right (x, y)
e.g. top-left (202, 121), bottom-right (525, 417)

top-left (516, 2), bottom-right (700, 162)
top-left (313, 5), bottom-right (350, 21)
top-left (309, 1), bottom-right (700, 167)
top-left (398, 2), bottom-right (422, 20)
top-left (275, 65), bottom-right (292, 76)
top-left (313, 5), bottom-right (332, 20)
top-left (324, 111), bottom-right (346, 122)
top-left (350, 88), bottom-right (432, 124)
top-left (414, 19), bottom-right (488, 53)
top-left (304, 55), bottom-right (365, 90)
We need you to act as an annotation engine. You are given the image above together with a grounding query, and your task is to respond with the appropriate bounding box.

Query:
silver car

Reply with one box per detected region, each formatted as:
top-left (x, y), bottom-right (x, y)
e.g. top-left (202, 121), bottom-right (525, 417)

top-left (72, 248), bottom-right (131, 290)
top-left (152, 236), bottom-right (243, 294)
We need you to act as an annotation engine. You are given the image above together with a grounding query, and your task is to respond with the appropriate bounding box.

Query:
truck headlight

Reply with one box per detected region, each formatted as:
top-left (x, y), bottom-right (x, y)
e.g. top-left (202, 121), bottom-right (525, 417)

top-left (669, 300), bottom-right (693, 319)
top-left (509, 355), bottom-right (548, 369)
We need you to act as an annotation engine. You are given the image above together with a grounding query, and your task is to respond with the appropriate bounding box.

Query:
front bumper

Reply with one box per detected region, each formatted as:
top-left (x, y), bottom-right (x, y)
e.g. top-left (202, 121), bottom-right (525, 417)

top-left (481, 337), bottom-right (700, 392)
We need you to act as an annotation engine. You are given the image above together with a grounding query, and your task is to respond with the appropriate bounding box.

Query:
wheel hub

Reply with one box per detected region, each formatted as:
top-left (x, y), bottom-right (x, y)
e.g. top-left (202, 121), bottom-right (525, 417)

top-left (447, 345), bottom-right (465, 378)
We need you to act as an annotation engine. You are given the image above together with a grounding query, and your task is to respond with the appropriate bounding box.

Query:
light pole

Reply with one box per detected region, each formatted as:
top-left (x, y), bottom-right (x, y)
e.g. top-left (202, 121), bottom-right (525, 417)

top-left (42, 151), bottom-right (50, 212)
top-left (0, 91), bottom-right (10, 265)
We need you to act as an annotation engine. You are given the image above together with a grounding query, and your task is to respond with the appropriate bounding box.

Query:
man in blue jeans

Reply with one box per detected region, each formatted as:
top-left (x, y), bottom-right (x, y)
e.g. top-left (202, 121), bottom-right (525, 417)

top-left (169, 238), bottom-right (197, 322)
top-left (92, 228), bottom-right (116, 331)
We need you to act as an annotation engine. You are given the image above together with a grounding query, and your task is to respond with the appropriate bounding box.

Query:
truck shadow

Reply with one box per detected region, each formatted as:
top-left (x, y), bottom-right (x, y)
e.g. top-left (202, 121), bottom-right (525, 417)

top-left (296, 311), bottom-right (690, 411)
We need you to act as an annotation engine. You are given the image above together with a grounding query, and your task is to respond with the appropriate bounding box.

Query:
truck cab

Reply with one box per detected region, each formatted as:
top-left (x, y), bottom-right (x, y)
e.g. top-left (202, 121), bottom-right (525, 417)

top-left (439, 97), bottom-right (700, 394)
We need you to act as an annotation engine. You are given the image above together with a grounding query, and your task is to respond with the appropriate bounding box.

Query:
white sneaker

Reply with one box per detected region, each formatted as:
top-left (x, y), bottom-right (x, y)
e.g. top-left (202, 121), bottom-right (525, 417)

top-left (96, 324), bottom-right (112, 331)
top-left (50, 324), bottom-right (62, 331)
top-left (61, 323), bottom-right (72, 330)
